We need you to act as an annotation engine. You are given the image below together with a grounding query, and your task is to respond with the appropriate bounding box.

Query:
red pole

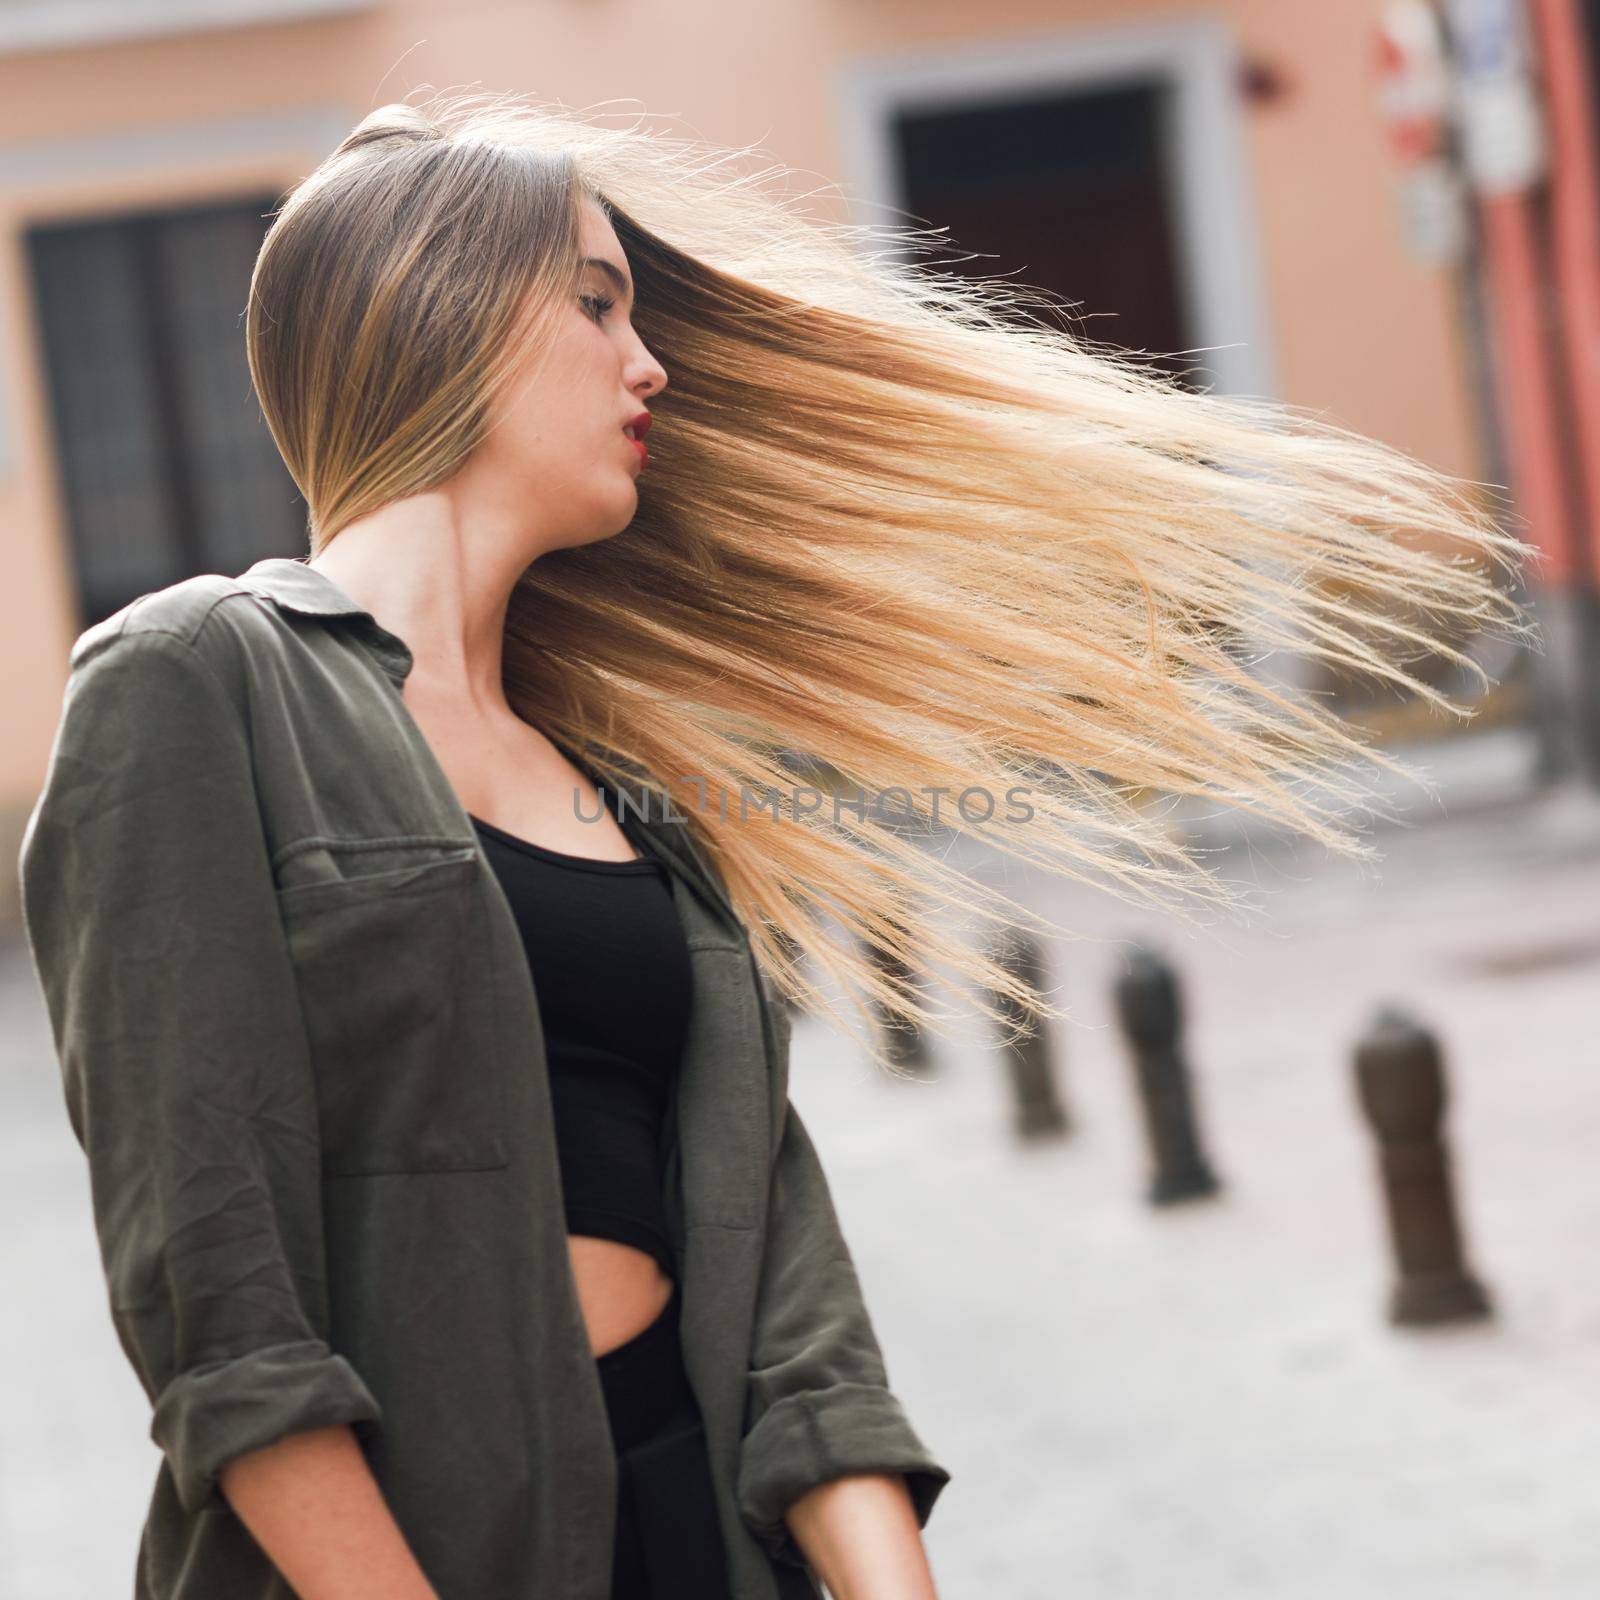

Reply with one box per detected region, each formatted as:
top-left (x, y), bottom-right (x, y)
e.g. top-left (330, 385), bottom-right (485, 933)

top-left (1528, 0), bottom-right (1600, 589)
top-left (1443, 0), bottom-right (1600, 781)
top-left (1474, 190), bottom-right (1582, 587)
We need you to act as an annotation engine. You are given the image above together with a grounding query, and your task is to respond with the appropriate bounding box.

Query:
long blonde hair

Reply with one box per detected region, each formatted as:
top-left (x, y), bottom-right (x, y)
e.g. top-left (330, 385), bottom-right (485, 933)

top-left (247, 86), bottom-right (1536, 1068)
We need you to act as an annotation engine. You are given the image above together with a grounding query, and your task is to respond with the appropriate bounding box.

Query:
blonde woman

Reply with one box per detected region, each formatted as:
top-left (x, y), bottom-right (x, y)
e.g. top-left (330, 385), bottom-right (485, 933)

top-left (20, 88), bottom-right (1532, 1600)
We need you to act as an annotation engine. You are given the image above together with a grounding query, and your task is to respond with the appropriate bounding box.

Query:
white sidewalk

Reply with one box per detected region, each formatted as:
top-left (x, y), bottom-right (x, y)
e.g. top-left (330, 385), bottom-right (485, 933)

top-left (795, 773), bottom-right (1600, 1599)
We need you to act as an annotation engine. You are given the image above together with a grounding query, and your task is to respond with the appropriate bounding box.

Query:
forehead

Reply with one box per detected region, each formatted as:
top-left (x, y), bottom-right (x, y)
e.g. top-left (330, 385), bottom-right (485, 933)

top-left (578, 199), bottom-right (624, 258)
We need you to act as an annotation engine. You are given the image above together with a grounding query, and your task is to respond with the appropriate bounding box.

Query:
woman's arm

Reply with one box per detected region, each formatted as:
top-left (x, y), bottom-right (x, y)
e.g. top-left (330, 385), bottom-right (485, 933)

top-left (736, 1096), bottom-right (951, 1578)
top-left (220, 1426), bottom-right (437, 1600)
top-left (19, 629), bottom-right (392, 1566)
top-left (782, 1471), bottom-right (939, 1600)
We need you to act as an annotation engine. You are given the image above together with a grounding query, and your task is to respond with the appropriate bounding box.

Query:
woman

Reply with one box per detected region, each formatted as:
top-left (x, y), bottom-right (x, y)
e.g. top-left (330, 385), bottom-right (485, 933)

top-left (20, 88), bottom-right (1532, 1600)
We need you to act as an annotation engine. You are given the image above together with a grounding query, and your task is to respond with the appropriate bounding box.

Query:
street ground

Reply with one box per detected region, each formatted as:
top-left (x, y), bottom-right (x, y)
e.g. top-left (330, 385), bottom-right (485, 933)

top-left (800, 758), bottom-right (1600, 1600)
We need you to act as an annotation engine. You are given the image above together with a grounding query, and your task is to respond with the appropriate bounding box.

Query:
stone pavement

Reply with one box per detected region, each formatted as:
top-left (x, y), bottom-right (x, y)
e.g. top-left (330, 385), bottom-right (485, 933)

top-left (3, 763), bottom-right (1599, 1598)
top-left (794, 771), bottom-right (1600, 1600)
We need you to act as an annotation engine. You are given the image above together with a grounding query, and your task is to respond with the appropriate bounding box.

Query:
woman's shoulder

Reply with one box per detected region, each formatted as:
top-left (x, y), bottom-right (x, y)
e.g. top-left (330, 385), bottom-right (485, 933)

top-left (68, 572), bottom-right (235, 667)
top-left (66, 568), bottom-right (335, 710)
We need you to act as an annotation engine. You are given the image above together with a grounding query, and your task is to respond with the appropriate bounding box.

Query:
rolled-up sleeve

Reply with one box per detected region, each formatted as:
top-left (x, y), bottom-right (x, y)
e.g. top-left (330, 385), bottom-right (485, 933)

top-left (18, 627), bottom-right (381, 1515)
top-left (736, 1095), bottom-right (951, 1569)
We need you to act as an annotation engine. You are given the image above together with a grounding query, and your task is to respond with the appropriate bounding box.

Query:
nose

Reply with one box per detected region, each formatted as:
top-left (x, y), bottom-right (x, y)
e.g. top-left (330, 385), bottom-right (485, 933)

top-left (633, 361), bottom-right (667, 401)
top-left (628, 337), bottom-right (668, 399)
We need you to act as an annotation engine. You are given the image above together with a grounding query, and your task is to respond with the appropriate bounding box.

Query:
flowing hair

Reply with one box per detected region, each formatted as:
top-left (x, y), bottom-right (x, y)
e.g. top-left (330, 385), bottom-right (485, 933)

top-left (247, 85), bottom-right (1537, 1069)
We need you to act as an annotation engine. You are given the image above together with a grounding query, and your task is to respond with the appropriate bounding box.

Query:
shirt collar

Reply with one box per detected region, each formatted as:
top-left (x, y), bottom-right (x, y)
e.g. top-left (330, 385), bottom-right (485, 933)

top-left (236, 556), bottom-right (415, 681)
top-left (236, 555), bottom-right (376, 619)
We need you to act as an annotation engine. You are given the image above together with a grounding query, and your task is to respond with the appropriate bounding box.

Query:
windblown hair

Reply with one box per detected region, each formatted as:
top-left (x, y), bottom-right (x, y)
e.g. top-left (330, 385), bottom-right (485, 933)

top-left (248, 86), bottom-right (1536, 1069)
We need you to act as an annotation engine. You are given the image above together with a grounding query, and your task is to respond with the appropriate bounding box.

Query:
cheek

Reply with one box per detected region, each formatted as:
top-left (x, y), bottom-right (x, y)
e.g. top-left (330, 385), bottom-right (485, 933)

top-left (490, 328), bottom-right (597, 449)
top-left (474, 332), bottom-right (624, 486)
top-left (487, 381), bottom-right (579, 470)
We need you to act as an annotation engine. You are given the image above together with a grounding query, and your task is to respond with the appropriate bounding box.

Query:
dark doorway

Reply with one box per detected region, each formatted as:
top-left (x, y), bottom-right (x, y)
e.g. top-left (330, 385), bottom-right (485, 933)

top-left (892, 81), bottom-right (1194, 384)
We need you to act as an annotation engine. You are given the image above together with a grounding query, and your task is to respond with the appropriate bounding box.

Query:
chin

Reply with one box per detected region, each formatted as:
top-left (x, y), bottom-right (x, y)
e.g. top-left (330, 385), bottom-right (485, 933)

top-left (601, 481), bottom-right (643, 539)
top-left (558, 495), bottom-right (638, 552)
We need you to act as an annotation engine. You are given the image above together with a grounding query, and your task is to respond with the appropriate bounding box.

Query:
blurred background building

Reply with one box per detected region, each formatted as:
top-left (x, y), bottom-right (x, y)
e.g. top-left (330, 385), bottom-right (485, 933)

top-left (3, 0), bottom-right (1599, 916)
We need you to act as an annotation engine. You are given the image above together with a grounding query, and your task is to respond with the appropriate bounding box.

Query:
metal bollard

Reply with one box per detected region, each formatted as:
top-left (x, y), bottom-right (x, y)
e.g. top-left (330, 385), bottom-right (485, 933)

top-left (1353, 1006), bottom-right (1493, 1327)
top-left (984, 927), bottom-right (1069, 1139)
top-left (863, 934), bottom-right (935, 1075)
top-left (1112, 944), bottom-right (1222, 1205)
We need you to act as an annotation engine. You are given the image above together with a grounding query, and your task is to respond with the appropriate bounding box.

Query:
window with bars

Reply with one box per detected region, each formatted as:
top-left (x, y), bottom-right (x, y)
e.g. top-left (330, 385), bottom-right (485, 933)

top-left (27, 193), bottom-right (308, 628)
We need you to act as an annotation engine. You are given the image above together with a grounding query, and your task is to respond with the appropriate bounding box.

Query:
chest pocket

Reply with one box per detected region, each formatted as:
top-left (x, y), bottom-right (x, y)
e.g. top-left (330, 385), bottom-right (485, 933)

top-left (275, 841), bottom-right (509, 1177)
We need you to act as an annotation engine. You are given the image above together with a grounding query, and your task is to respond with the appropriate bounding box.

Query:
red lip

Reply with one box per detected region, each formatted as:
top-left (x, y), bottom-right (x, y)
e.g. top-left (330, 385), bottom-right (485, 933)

top-left (624, 411), bottom-right (651, 468)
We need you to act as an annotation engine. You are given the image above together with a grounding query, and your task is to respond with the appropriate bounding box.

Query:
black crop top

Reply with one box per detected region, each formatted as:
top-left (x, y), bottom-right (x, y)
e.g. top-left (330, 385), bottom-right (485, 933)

top-left (470, 798), bottom-right (692, 1279)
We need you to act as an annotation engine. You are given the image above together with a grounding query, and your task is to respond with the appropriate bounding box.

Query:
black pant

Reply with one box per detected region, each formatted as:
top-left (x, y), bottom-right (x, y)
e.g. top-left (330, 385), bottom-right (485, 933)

top-left (595, 1279), bottom-right (733, 1600)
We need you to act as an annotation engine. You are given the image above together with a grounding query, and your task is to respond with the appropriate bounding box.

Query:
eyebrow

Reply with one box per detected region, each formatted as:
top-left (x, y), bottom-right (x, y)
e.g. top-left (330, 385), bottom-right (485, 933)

top-left (581, 257), bottom-right (634, 302)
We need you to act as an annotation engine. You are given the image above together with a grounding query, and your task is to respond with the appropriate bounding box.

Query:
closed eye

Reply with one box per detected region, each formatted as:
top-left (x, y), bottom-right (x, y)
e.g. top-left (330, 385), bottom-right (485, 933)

top-left (580, 293), bottom-right (616, 323)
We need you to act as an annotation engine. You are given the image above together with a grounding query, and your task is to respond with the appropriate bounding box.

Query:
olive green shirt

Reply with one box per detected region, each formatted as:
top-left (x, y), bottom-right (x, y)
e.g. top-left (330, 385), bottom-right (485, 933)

top-left (18, 556), bottom-right (950, 1599)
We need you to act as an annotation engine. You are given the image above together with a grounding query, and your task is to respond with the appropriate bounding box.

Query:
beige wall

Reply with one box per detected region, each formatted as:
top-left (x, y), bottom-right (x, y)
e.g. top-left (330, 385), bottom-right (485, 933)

top-left (0, 0), bottom-right (1482, 917)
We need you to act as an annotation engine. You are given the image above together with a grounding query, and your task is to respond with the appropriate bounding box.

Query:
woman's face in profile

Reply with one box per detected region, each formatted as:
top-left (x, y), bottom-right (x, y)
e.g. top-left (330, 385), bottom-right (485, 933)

top-left (475, 198), bottom-right (669, 553)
